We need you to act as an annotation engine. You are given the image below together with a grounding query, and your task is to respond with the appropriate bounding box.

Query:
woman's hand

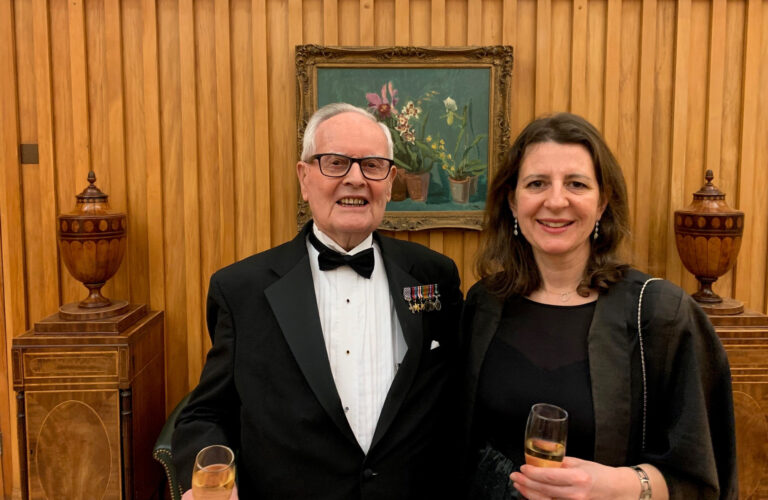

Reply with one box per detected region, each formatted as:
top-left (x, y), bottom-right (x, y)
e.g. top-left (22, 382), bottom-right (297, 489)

top-left (510, 458), bottom-right (667, 500)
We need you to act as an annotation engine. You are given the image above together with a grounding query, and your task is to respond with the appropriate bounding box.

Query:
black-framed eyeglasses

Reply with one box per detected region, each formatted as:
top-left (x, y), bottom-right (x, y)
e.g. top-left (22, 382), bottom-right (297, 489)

top-left (310, 154), bottom-right (394, 181)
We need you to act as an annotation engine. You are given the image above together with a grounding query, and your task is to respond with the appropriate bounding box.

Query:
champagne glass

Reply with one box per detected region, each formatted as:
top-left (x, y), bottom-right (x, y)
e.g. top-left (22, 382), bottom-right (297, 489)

top-left (524, 403), bottom-right (568, 468)
top-left (192, 444), bottom-right (236, 500)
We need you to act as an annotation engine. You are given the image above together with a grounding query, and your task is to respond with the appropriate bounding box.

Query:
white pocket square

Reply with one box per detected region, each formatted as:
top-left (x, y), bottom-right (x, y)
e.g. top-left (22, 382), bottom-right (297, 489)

top-left (430, 340), bottom-right (440, 350)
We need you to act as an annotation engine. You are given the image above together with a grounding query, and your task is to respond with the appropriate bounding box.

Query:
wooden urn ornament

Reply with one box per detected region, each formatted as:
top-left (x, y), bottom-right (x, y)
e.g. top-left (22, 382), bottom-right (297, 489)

top-left (674, 170), bottom-right (744, 315)
top-left (57, 171), bottom-right (129, 320)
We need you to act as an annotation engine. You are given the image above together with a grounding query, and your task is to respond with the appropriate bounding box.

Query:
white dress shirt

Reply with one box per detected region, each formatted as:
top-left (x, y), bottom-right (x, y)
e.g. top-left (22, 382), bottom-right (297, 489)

top-left (307, 225), bottom-right (406, 453)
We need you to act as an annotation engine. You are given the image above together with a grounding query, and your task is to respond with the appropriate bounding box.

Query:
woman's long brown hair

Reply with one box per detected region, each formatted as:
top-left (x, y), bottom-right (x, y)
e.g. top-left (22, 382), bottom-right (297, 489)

top-left (476, 112), bottom-right (630, 299)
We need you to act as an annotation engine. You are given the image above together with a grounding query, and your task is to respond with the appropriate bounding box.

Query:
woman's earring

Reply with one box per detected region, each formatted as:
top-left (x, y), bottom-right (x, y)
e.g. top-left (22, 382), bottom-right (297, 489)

top-left (593, 220), bottom-right (600, 240)
top-left (513, 217), bottom-right (519, 236)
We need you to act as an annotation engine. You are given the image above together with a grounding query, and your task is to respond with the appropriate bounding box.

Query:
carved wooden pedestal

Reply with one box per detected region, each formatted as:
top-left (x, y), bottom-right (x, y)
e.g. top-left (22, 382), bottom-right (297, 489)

top-left (12, 307), bottom-right (165, 500)
top-left (710, 310), bottom-right (768, 499)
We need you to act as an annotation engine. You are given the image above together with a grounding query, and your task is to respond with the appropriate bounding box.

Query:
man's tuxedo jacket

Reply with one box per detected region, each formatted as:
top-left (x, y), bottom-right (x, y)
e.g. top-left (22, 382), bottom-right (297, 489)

top-left (172, 223), bottom-right (463, 499)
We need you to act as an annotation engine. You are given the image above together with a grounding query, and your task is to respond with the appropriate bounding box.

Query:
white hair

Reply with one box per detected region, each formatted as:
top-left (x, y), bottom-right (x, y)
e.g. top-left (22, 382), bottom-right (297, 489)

top-left (301, 103), bottom-right (394, 162)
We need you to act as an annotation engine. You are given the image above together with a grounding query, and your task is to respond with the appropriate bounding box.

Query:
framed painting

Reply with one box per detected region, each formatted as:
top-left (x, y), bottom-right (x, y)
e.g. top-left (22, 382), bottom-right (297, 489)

top-left (296, 45), bottom-right (513, 231)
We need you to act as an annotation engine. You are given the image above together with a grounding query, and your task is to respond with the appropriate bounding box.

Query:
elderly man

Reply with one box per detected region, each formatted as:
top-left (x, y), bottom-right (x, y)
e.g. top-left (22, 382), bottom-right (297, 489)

top-left (172, 103), bottom-right (463, 499)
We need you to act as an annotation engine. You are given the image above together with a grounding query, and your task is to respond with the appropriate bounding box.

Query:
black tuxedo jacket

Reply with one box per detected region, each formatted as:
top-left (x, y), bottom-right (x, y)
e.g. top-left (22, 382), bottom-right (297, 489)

top-left (172, 223), bottom-right (463, 499)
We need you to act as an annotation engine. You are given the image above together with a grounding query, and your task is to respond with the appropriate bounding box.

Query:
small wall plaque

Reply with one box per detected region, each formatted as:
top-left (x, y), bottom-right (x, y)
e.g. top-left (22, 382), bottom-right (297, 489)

top-left (20, 144), bottom-right (39, 164)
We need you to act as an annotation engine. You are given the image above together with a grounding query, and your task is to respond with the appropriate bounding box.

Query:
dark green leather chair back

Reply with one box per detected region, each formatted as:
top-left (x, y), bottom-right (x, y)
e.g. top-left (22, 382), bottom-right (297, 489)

top-left (153, 393), bottom-right (191, 500)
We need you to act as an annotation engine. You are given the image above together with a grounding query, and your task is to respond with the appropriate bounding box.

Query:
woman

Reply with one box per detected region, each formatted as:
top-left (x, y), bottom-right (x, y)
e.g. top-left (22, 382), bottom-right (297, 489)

top-left (463, 113), bottom-right (737, 499)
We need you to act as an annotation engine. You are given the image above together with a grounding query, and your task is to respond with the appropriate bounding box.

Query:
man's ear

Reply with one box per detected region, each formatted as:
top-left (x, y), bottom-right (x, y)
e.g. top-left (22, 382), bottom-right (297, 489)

top-left (385, 166), bottom-right (397, 202)
top-left (296, 161), bottom-right (309, 201)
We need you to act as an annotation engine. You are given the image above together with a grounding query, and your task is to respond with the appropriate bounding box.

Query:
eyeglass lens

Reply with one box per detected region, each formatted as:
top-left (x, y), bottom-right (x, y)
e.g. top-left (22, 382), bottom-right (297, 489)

top-left (316, 154), bottom-right (392, 180)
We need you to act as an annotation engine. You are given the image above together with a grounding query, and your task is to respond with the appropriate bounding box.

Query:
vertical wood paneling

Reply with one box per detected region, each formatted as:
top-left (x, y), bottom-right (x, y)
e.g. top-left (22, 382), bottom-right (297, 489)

top-left (482, 0), bottom-right (503, 45)
top-left (584, 0), bottom-right (605, 127)
top-left (178, 0), bottom-right (204, 382)
top-left (0, 228), bottom-right (12, 497)
top-left (103, 0), bottom-right (131, 303)
top-left (467, 0), bottom-right (481, 45)
top-left (68, 0), bottom-right (92, 194)
top-left (196, 0), bottom-right (218, 355)
top-left (514, 0), bottom-right (536, 131)
top-left (32, 0), bottom-right (60, 318)
top-left (717, 0), bottom-right (747, 298)
top-left (215, 0), bottom-right (236, 269)
top-left (252, 0), bottom-right (272, 253)
top-left (551, 0), bottom-right (571, 112)
top-left (0, 0), bottom-right (24, 491)
top-left (602, 0), bottom-right (621, 150)
top-left (431, 0), bottom-right (445, 46)
top-left (3, 1), bottom-right (768, 493)
top-left (535, 0), bottom-right (552, 114)
top-left (570, 0), bottom-right (587, 115)
top-left (666, 0), bottom-right (690, 288)
top-left (395, 0), bottom-right (409, 45)
top-left (753, 0), bottom-right (768, 312)
top-left (632, 0), bottom-right (656, 270)
top-left (338, 0), bottom-right (358, 45)
top-left (647, 0), bottom-right (674, 277)
top-left (705, 0), bottom-right (726, 180)
top-left (503, 0), bottom-right (517, 46)
top-left (374, 0), bottom-right (395, 45)
top-left (616, 0), bottom-right (640, 265)
top-left (17, 1), bottom-right (46, 324)
top-left (681, 0), bottom-right (711, 293)
top-left (49, 6), bottom-right (77, 312)
top-left (360, 0), bottom-right (375, 45)
top-left (443, 230), bottom-right (464, 288)
top-left (734, 0), bottom-right (762, 306)
top-left (324, 0), bottom-right (339, 45)
top-left (411, 0), bottom-right (429, 46)
top-left (142, 0), bottom-right (166, 313)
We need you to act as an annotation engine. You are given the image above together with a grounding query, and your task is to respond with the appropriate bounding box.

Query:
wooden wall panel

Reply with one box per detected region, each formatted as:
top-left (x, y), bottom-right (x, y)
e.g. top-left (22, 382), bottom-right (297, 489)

top-left (1, 0), bottom-right (768, 493)
top-left (0, 209), bottom-right (14, 500)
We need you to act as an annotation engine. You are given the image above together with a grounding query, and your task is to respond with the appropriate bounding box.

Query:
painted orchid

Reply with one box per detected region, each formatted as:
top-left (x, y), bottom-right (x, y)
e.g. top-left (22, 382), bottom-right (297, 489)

top-left (401, 101), bottom-right (422, 118)
top-left (443, 97), bottom-right (458, 125)
top-left (366, 82), bottom-right (399, 118)
top-left (363, 83), bottom-right (444, 174)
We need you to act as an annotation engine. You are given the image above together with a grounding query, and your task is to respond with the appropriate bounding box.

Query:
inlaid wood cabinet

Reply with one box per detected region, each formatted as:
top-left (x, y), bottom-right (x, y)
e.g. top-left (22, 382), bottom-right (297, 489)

top-left (12, 307), bottom-right (165, 500)
top-left (711, 310), bottom-right (768, 499)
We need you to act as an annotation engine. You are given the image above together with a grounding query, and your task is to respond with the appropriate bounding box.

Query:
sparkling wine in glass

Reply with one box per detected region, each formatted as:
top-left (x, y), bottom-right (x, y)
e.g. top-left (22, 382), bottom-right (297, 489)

top-left (524, 403), bottom-right (568, 468)
top-left (192, 444), bottom-right (235, 500)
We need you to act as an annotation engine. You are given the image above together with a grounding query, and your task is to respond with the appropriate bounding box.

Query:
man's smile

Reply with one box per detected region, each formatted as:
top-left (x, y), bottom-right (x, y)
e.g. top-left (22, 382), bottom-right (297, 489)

top-left (337, 197), bottom-right (369, 207)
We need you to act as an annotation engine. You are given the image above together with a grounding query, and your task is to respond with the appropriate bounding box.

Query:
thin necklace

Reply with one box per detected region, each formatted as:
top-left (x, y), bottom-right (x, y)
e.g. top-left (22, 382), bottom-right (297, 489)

top-left (542, 286), bottom-right (579, 303)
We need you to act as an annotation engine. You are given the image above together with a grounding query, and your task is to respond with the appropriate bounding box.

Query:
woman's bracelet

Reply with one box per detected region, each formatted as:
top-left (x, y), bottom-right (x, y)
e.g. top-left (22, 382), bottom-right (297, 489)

top-left (630, 465), bottom-right (652, 499)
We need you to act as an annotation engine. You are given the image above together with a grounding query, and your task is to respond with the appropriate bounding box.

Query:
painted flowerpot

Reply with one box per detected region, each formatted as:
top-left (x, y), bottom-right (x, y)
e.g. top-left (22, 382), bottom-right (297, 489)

top-left (469, 175), bottom-right (479, 196)
top-left (449, 177), bottom-right (471, 204)
top-left (403, 171), bottom-right (431, 202)
top-left (391, 170), bottom-right (408, 201)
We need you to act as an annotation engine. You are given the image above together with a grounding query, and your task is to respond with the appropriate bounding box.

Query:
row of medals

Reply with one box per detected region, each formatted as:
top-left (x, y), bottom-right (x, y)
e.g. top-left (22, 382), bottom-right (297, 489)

top-left (403, 285), bottom-right (441, 313)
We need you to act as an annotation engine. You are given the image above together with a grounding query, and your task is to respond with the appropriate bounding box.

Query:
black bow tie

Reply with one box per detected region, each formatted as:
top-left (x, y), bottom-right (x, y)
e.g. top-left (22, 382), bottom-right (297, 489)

top-left (308, 231), bottom-right (375, 279)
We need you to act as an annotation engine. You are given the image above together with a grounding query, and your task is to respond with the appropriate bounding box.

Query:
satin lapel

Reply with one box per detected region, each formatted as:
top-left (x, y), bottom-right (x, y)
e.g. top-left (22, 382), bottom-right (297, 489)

top-left (589, 282), bottom-right (633, 465)
top-left (369, 246), bottom-right (423, 450)
top-left (264, 237), bottom-right (358, 446)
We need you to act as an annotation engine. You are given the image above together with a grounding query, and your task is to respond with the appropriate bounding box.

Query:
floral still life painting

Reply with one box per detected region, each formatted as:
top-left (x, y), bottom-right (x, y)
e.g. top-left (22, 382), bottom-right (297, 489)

top-left (296, 45), bottom-right (513, 231)
top-left (318, 67), bottom-right (490, 212)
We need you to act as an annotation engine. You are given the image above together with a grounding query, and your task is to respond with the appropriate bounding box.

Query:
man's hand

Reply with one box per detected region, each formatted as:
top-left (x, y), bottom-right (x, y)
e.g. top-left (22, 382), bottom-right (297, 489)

top-left (181, 485), bottom-right (239, 500)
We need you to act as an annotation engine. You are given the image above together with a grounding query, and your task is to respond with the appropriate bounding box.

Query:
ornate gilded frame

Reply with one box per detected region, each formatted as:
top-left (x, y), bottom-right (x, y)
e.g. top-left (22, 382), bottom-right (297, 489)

top-left (295, 45), bottom-right (513, 231)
